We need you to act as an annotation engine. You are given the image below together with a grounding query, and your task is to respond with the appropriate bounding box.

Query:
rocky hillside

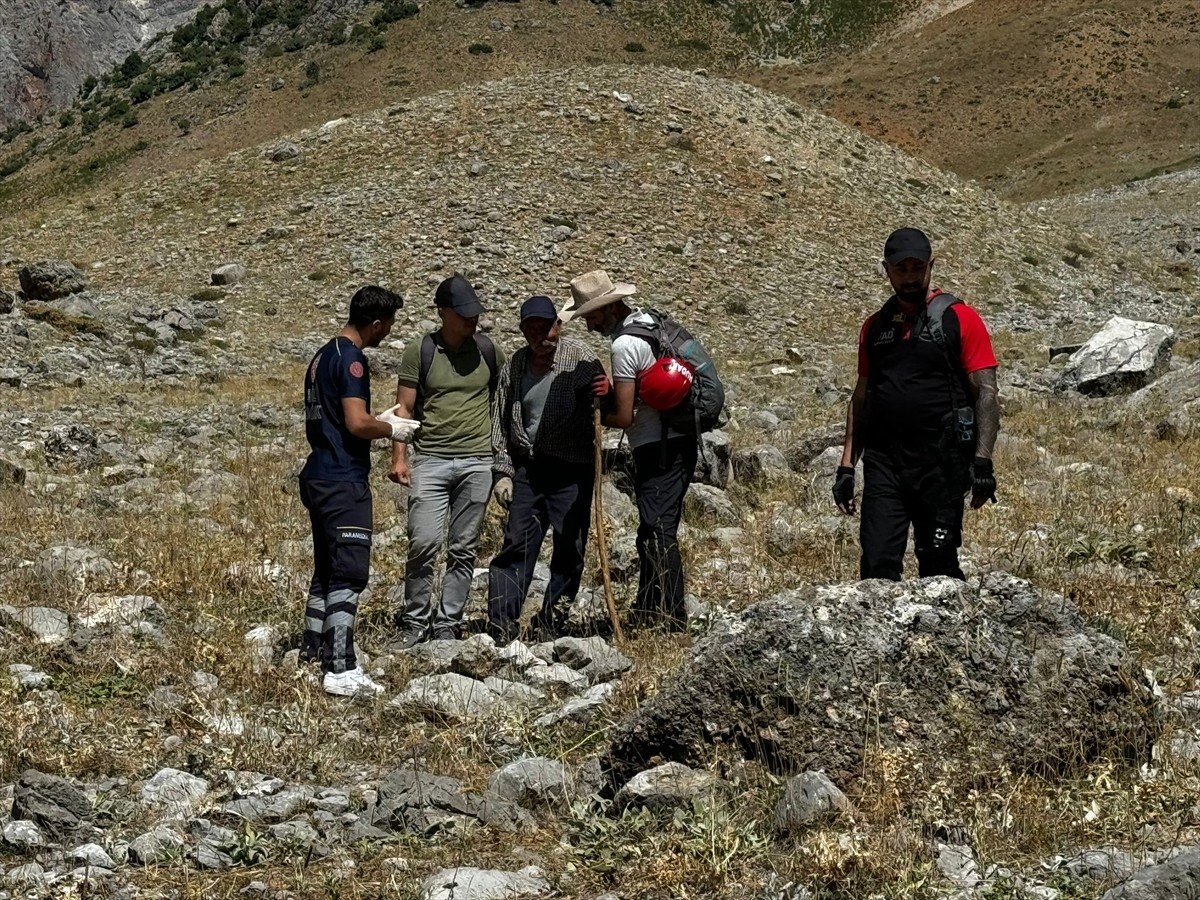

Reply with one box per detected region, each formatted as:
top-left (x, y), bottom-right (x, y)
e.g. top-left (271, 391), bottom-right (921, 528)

top-left (755, 0), bottom-right (1200, 198)
top-left (1, 0), bottom-right (1194, 209)
top-left (0, 0), bottom-right (208, 128)
top-left (0, 23), bottom-right (1198, 900)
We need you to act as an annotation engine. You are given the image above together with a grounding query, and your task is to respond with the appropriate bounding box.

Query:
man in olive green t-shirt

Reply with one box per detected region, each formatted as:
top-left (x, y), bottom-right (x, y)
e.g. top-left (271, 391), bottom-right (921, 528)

top-left (388, 274), bottom-right (505, 648)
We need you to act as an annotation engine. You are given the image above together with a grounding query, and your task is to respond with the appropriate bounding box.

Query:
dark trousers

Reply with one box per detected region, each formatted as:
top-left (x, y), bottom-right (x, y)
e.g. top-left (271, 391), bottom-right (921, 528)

top-left (299, 478), bottom-right (372, 673)
top-left (488, 458), bottom-right (594, 632)
top-left (631, 437), bottom-right (698, 628)
top-left (859, 447), bottom-right (966, 582)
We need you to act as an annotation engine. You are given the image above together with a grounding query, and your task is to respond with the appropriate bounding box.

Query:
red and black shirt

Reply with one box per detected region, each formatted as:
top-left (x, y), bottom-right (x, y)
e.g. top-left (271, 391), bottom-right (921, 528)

top-left (857, 289), bottom-right (997, 448)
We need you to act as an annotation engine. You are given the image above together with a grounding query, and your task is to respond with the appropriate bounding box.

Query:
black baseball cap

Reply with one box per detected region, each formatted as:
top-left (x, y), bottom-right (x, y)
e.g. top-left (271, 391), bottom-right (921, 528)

top-left (883, 228), bottom-right (932, 265)
top-left (520, 295), bottom-right (557, 322)
top-left (434, 274), bottom-right (484, 317)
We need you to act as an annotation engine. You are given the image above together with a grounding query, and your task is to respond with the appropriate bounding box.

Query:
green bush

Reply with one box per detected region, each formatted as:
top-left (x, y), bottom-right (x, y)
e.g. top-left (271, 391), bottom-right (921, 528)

top-left (368, 34), bottom-right (388, 53)
top-left (284, 34), bottom-right (309, 53)
top-left (120, 51), bottom-right (147, 80)
top-left (104, 99), bottom-right (131, 121)
top-left (374, 0), bottom-right (420, 26)
top-left (280, 0), bottom-right (313, 28)
top-left (59, 110), bottom-right (75, 128)
top-left (325, 23), bottom-right (348, 45)
top-left (624, 42), bottom-right (646, 53)
top-left (129, 79), bottom-right (154, 104)
top-left (0, 121), bottom-right (31, 144)
top-left (121, 111), bottom-right (139, 129)
top-left (262, 43), bottom-right (285, 58)
top-left (468, 42), bottom-right (493, 55)
top-left (81, 111), bottom-right (101, 134)
top-left (176, 117), bottom-right (192, 135)
top-left (79, 75), bottom-right (99, 98)
top-left (304, 61), bottom-right (321, 85)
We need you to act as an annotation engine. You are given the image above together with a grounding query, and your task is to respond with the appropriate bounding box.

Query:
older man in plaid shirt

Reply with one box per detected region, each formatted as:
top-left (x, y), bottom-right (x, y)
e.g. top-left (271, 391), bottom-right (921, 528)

top-left (487, 295), bottom-right (606, 643)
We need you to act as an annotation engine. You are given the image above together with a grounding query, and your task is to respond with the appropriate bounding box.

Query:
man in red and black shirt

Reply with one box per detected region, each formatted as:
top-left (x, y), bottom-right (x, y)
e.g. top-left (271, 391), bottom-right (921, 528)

top-left (833, 228), bottom-right (1000, 581)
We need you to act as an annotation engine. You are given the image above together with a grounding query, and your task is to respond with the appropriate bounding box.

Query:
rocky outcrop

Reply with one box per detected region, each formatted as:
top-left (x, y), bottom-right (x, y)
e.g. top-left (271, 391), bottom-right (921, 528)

top-left (0, 0), bottom-right (207, 126)
top-left (1057, 316), bottom-right (1176, 396)
top-left (601, 573), bottom-right (1160, 793)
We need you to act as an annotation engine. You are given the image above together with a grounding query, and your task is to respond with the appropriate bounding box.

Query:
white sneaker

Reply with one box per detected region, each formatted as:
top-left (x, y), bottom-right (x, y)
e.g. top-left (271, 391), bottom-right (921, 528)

top-left (322, 668), bottom-right (384, 698)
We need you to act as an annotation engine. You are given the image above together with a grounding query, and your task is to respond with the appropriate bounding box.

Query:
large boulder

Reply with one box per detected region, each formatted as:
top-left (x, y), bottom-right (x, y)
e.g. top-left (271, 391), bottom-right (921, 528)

top-left (601, 573), bottom-right (1159, 794)
top-left (18, 261), bottom-right (88, 301)
top-left (1058, 317), bottom-right (1175, 396)
top-left (1101, 848), bottom-right (1200, 899)
top-left (420, 866), bottom-right (549, 900)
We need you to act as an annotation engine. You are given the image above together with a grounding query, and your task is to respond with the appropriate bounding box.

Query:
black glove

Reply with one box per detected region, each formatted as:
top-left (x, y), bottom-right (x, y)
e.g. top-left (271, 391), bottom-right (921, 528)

top-left (972, 457), bottom-right (997, 504)
top-left (832, 465), bottom-right (856, 513)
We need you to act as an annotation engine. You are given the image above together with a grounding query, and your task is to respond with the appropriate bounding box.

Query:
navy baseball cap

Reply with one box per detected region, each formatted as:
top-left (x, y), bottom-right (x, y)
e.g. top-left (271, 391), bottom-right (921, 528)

top-left (434, 274), bottom-right (484, 317)
top-left (883, 228), bottom-right (932, 265)
top-left (520, 295), bottom-right (557, 322)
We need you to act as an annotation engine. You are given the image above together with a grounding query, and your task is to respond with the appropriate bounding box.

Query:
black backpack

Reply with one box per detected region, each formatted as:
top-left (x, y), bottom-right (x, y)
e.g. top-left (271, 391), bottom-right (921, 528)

top-left (617, 309), bottom-right (727, 433)
top-left (412, 332), bottom-right (499, 421)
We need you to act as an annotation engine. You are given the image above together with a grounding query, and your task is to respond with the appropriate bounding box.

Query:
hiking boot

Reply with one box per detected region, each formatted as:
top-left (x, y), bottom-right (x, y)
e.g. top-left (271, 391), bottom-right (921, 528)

top-left (395, 628), bottom-right (427, 651)
top-left (322, 667), bottom-right (384, 698)
top-left (431, 625), bottom-right (459, 642)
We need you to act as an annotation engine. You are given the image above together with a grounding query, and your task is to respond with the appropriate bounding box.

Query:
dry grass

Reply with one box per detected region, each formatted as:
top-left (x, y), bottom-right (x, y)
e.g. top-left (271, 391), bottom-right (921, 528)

top-left (0, 320), bottom-right (1195, 898)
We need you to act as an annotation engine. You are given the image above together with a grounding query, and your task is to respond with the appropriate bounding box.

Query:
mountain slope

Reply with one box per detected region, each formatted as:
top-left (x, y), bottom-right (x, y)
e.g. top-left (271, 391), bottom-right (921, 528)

top-left (0, 0), bottom-right (208, 127)
top-left (751, 0), bottom-right (1200, 199)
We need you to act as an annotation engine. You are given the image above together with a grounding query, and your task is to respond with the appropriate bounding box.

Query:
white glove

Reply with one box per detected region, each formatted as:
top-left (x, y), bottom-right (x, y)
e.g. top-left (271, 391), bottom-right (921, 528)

top-left (378, 407), bottom-right (421, 443)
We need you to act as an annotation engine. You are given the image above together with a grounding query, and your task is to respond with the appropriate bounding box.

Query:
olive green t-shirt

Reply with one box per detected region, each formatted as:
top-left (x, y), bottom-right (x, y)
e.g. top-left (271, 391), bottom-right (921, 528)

top-left (398, 332), bottom-right (504, 458)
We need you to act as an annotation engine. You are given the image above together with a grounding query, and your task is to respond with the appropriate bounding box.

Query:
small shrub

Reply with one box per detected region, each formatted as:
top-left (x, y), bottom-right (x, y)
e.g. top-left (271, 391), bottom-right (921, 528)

top-left (120, 51), bottom-right (147, 81)
top-left (307, 270), bottom-right (330, 282)
top-left (59, 110), bottom-right (75, 128)
top-left (724, 298), bottom-right (750, 316)
top-left (468, 42), bottom-right (494, 55)
top-left (129, 79), bottom-right (154, 104)
top-left (1021, 254), bottom-right (1040, 266)
top-left (81, 111), bottom-right (101, 134)
top-left (79, 75), bottom-right (99, 98)
top-left (625, 42), bottom-right (646, 53)
top-left (121, 111), bottom-right (139, 129)
top-left (190, 287), bottom-right (226, 303)
top-left (367, 34), bottom-right (388, 53)
top-left (262, 43), bottom-right (285, 58)
top-left (284, 34), bottom-right (309, 53)
top-left (678, 38), bottom-right (710, 51)
top-left (374, 0), bottom-right (420, 26)
top-left (303, 61), bottom-right (321, 86)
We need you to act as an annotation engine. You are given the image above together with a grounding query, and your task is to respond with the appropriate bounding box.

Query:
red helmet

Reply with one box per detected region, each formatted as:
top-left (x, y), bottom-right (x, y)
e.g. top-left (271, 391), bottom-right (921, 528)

top-left (638, 356), bottom-right (695, 411)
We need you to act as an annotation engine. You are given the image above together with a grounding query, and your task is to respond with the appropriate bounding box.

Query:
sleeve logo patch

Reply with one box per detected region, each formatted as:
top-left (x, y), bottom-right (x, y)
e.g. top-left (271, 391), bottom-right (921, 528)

top-left (349, 361), bottom-right (365, 378)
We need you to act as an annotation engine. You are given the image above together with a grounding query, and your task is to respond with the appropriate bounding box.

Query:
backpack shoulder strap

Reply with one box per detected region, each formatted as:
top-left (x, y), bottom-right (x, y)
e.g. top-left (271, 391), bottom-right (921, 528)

top-left (474, 333), bottom-right (499, 396)
top-left (925, 291), bottom-right (961, 359)
top-left (616, 309), bottom-right (663, 352)
top-left (413, 332), bottom-right (437, 420)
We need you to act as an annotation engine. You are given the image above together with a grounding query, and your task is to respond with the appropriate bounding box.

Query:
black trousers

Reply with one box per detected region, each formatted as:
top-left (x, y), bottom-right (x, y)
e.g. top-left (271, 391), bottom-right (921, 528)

top-left (488, 458), bottom-right (594, 632)
top-left (631, 437), bottom-right (698, 627)
top-left (299, 478), bottom-right (372, 673)
top-left (859, 447), bottom-right (966, 582)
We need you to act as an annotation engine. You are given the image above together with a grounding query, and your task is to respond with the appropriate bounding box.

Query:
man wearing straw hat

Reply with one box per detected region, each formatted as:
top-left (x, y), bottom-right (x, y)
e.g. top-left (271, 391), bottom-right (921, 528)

top-left (486, 296), bottom-right (606, 644)
top-left (564, 269), bottom-right (697, 633)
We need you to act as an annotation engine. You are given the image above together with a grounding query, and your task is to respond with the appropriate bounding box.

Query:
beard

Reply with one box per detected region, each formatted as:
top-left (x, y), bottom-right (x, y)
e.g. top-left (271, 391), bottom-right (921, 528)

top-left (896, 283), bottom-right (925, 304)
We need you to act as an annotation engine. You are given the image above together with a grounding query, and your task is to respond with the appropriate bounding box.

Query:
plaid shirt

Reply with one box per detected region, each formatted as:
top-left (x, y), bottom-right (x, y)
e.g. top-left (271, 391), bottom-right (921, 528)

top-left (492, 336), bottom-right (604, 478)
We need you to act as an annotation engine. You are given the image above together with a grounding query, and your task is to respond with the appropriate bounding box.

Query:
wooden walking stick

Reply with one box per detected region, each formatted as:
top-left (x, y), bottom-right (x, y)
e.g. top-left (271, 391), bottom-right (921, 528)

top-left (593, 399), bottom-right (625, 644)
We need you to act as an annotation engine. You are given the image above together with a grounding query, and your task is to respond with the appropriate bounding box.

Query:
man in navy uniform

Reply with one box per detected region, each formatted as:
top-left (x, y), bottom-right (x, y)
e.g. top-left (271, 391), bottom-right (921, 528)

top-left (300, 285), bottom-right (418, 696)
